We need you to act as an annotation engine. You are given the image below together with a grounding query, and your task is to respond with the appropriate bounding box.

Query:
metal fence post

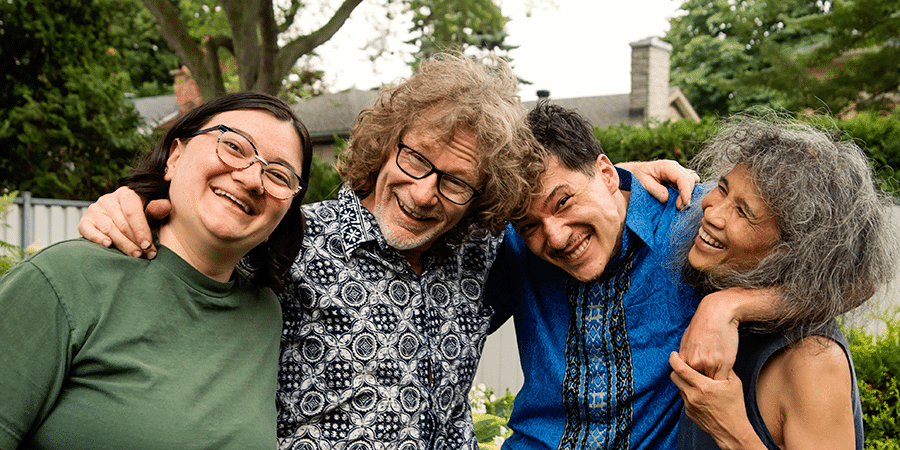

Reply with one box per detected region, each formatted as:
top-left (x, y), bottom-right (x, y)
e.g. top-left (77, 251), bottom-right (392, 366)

top-left (21, 191), bottom-right (33, 249)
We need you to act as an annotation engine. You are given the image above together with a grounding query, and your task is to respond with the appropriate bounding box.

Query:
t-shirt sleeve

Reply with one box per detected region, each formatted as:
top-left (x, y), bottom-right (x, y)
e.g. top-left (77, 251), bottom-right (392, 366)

top-left (0, 260), bottom-right (73, 447)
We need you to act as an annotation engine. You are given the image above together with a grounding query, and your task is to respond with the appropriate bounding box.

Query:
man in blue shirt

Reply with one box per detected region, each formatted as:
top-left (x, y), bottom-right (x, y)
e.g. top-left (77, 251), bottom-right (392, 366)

top-left (485, 101), bottom-right (770, 449)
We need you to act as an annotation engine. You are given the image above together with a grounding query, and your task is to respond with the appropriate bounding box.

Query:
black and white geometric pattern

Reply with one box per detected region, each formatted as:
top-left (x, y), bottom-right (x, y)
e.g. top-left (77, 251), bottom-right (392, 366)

top-left (277, 187), bottom-right (499, 450)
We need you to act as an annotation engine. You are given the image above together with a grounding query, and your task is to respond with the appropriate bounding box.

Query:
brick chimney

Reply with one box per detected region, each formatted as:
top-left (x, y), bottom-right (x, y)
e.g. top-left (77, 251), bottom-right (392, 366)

top-left (629, 37), bottom-right (672, 122)
top-left (171, 65), bottom-right (203, 114)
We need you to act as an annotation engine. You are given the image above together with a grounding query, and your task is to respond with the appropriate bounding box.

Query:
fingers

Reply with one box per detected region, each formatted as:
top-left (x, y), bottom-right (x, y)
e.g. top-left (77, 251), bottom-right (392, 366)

top-left (78, 187), bottom-right (158, 259)
top-left (78, 198), bottom-right (145, 258)
top-left (643, 181), bottom-right (671, 204)
top-left (676, 168), bottom-right (699, 210)
top-left (78, 204), bottom-right (113, 248)
top-left (659, 160), bottom-right (697, 210)
top-left (669, 351), bottom-right (700, 385)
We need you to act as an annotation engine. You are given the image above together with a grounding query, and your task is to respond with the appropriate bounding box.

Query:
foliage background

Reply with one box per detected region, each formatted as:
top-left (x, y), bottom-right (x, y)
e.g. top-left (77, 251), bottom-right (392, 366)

top-left (595, 112), bottom-right (900, 197)
top-left (665, 0), bottom-right (900, 118)
top-left (847, 311), bottom-right (900, 449)
top-left (0, 0), bottom-right (149, 201)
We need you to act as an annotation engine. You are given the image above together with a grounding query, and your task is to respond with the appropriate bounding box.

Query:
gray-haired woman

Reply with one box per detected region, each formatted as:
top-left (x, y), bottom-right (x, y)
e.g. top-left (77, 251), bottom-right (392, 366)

top-left (669, 112), bottom-right (897, 450)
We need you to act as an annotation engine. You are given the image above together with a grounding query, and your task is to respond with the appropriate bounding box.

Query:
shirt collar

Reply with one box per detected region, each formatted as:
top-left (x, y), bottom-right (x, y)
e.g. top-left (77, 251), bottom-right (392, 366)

top-left (334, 185), bottom-right (457, 265)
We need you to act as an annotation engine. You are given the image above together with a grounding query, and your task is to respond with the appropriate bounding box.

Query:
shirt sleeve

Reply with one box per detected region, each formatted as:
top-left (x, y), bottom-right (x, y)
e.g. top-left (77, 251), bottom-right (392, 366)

top-left (0, 260), bottom-right (73, 447)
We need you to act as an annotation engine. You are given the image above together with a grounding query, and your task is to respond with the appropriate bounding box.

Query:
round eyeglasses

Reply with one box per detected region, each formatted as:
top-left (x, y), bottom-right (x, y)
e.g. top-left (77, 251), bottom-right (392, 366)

top-left (395, 139), bottom-right (483, 205)
top-left (189, 124), bottom-right (306, 200)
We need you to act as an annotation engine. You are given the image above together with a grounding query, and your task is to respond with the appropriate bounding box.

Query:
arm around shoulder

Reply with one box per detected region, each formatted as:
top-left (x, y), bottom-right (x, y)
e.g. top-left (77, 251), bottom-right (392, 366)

top-left (78, 186), bottom-right (170, 259)
top-left (681, 287), bottom-right (779, 379)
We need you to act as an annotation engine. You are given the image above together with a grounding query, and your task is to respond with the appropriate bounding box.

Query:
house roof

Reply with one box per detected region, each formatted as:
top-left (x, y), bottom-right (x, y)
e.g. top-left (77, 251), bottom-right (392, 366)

top-left (129, 94), bottom-right (180, 131)
top-left (291, 89), bottom-right (379, 143)
top-left (525, 93), bottom-right (637, 127)
top-left (291, 87), bottom-right (698, 144)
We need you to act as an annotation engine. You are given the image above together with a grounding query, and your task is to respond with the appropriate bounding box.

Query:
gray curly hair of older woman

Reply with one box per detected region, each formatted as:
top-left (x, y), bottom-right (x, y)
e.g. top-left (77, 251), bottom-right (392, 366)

top-left (676, 111), bottom-right (898, 334)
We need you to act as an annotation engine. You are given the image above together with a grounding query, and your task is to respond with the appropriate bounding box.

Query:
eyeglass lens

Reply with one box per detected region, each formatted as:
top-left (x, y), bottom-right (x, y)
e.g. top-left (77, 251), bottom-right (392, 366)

top-left (215, 129), bottom-right (301, 200)
top-left (396, 143), bottom-right (477, 205)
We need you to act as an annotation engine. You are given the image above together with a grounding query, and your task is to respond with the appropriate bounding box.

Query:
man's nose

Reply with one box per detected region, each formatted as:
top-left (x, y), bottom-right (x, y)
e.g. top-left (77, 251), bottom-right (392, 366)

top-left (543, 217), bottom-right (570, 251)
top-left (409, 173), bottom-right (441, 206)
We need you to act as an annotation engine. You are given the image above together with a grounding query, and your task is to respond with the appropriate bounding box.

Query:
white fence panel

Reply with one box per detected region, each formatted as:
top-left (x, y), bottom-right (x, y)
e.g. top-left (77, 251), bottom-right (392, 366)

top-left (475, 320), bottom-right (523, 395)
top-left (0, 192), bottom-right (92, 252)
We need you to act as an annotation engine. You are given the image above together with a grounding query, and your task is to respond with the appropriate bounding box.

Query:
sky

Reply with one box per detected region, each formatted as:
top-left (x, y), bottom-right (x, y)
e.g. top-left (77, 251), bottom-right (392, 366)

top-left (309, 0), bottom-right (685, 101)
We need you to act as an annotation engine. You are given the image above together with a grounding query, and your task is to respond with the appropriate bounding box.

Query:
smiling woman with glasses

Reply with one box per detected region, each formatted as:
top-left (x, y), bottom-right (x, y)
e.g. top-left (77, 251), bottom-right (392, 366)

top-left (0, 92), bottom-right (313, 450)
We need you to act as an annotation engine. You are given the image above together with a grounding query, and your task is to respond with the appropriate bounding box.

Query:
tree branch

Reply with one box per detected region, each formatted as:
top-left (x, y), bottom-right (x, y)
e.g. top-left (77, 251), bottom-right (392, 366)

top-left (140, 0), bottom-right (223, 99)
top-left (258, 0), bottom-right (280, 94)
top-left (221, 0), bottom-right (262, 92)
top-left (276, 0), bottom-right (364, 80)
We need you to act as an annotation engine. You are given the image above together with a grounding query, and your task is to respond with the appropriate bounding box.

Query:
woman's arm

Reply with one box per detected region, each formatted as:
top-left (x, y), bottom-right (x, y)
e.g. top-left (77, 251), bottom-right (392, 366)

top-left (0, 261), bottom-right (72, 448)
top-left (670, 334), bottom-right (858, 450)
top-left (617, 159), bottom-right (699, 210)
top-left (669, 351), bottom-right (768, 450)
top-left (758, 336), bottom-right (856, 450)
top-left (679, 287), bottom-right (780, 379)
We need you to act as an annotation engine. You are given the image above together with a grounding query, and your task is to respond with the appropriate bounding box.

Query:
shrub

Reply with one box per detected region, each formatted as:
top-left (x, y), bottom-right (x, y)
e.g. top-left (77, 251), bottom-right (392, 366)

top-left (303, 137), bottom-right (345, 204)
top-left (469, 382), bottom-right (515, 449)
top-left (596, 113), bottom-right (900, 196)
top-left (0, 191), bottom-right (25, 276)
top-left (846, 308), bottom-right (900, 449)
top-left (596, 116), bottom-right (719, 166)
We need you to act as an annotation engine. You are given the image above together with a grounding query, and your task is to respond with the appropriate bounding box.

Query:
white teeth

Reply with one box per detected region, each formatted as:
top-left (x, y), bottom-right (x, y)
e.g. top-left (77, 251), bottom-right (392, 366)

top-left (698, 227), bottom-right (724, 249)
top-left (397, 198), bottom-right (433, 221)
top-left (214, 188), bottom-right (251, 214)
top-left (562, 237), bottom-right (589, 260)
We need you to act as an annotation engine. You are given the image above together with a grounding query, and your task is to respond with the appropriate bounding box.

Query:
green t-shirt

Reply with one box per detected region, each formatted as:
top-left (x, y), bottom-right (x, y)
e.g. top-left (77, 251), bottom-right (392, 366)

top-left (0, 239), bottom-right (282, 450)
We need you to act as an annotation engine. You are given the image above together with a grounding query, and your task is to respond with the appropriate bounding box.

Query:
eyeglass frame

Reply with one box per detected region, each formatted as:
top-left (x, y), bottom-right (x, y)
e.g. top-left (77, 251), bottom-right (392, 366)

top-left (395, 139), bottom-right (484, 205)
top-left (188, 124), bottom-right (307, 200)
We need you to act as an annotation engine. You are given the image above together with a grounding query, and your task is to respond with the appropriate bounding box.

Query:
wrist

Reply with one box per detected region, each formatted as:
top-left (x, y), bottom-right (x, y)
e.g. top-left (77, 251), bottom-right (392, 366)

top-left (713, 421), bottom-right (766, 450)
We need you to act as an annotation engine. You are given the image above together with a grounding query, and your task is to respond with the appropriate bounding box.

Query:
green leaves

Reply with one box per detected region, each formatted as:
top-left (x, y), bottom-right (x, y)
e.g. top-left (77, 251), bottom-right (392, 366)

top-left (406, 0), bottom-right (512, 64)
top-left (0, 0), bottom-right (148, 200)
top-left (667, 0), bottom-right (900, 117)
top-left (846, 308), bottom-right (900, 448)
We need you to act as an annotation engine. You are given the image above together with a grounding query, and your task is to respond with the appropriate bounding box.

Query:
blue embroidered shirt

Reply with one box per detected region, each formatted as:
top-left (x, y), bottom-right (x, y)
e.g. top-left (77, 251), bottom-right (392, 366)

top-left (485, 169), bottom-right (702, 450)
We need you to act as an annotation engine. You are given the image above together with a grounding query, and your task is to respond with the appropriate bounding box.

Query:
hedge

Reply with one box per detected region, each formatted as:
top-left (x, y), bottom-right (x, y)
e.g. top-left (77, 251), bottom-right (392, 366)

top-left (596, 111), bottom-right (900, 197)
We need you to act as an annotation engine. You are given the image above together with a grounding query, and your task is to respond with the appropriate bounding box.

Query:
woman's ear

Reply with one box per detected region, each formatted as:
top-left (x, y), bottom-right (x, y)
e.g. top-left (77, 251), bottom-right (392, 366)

top-left (164, 138), bottom-right (184, 181)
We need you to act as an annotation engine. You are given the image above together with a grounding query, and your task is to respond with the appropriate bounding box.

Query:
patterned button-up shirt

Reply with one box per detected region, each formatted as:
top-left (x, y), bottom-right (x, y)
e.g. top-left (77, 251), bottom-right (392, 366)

top-left (277, 186), bottom-right (500, 450)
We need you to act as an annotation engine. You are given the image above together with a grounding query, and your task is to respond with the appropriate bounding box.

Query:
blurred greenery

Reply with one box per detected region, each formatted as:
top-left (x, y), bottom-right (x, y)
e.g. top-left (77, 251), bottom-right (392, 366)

top-left (846, 308), bottom-right (900, 449)
top-left (596, 112), bottom-right (900, 197)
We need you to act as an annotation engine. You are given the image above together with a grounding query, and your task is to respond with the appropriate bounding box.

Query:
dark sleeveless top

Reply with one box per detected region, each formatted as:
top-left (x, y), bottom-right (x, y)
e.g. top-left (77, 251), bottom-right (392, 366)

top-left (677, 320), bottom-right (864, 450)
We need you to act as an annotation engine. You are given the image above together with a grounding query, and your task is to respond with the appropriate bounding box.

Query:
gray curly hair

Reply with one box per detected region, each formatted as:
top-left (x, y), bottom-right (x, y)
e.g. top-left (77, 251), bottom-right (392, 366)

top-left (675, 111), bottom-right (898, 333)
